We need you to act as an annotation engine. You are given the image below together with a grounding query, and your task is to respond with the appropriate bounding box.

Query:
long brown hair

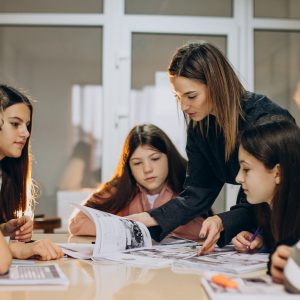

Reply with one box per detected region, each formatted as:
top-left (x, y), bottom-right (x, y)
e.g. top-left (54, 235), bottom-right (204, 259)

top-left (0, 84), bottom-right (33, 222)
top-left (240, 116), bottom-right (300, 247)
top-left (85, 124), bottom-right (187, 213)
top-left (168, 41), bottom-right (246, 161)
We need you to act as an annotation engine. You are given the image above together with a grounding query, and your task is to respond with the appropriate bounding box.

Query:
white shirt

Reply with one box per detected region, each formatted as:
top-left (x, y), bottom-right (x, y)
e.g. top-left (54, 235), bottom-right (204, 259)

top-left (146, 193), bottom-right (159, 209)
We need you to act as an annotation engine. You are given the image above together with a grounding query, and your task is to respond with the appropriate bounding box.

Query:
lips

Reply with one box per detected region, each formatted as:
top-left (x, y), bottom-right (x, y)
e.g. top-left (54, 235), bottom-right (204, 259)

top-left (145, 177), bottom-right (156, 182)
top-left (242, 188), bottom-right (248, 193)
top-left (15, 141), bottom-right (26, 148)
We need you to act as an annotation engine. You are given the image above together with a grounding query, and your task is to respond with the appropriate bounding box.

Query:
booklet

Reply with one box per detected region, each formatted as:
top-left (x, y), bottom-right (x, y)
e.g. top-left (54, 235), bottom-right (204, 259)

top-left (201, 276), bottom-right (300, 300)
top-left (123, 244), bottom-right (268, 274)
top-left (60, 204), bottom-right (152, 261)
top-left (0, 263), bottom-right (69, 285)
top-left (172, 246), bottom-right (268, 274)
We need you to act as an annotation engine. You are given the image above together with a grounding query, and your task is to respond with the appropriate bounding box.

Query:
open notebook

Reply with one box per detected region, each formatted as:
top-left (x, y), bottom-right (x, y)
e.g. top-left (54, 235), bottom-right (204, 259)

top-left (0, 263), bottom-right (69, 285)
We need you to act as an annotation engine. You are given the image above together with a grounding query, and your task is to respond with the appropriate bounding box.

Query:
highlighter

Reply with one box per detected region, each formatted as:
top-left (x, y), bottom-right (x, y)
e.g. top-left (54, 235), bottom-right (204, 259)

top-left (211, 274), bottom-right (238, 289)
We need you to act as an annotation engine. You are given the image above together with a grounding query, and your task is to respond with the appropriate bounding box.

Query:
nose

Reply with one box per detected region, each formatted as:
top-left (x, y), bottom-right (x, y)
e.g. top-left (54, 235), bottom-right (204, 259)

top-left (143, 160), bottom-right (153, 173)
top-left (20, 124), bottom-right (30, 139)
top-left (235, 168), bottom-right (243, 184)
top-left (179, 98), bottom-right (189, 112)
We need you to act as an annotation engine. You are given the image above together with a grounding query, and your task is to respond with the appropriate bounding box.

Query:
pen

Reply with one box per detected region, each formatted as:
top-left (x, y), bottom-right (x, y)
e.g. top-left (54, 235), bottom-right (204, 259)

top-left (25, 240), bottom-right (36, 243)
top-left (211, 274), bottom-right (238, 289)
top-left (248, 228), bottom-right (261, 249)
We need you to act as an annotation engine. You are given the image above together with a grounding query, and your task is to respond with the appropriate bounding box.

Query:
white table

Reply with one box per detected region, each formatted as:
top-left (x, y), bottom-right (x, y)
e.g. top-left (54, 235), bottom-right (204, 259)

top-left (0, 233), bottom-right (210, 300)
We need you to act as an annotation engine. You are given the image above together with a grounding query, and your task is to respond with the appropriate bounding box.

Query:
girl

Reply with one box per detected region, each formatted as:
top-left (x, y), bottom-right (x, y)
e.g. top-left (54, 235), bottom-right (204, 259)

top-left (231, 116), bottom-right (300, 284)
top-left (69, 124), bottom-right (207, 241)
top-left (127, 41), bottom-right (294, 254)
top-left (0, 84), bottom-right (63, 260)
top-left (0, 84), bottom-right (34, 241)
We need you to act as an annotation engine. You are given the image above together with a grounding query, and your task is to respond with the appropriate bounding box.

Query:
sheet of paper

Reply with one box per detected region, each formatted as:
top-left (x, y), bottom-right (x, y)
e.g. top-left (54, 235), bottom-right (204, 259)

top-left (59, 243), bottom-right (94, 259)
top-left (172, 245), bottom-right (268, 274)
top-left (0, 263), bottom-right (69, 285)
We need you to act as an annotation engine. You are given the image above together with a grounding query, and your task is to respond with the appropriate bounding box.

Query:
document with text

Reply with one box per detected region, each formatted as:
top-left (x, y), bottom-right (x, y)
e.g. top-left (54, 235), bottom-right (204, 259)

top-left (0, 263), bottom-right (69, 285)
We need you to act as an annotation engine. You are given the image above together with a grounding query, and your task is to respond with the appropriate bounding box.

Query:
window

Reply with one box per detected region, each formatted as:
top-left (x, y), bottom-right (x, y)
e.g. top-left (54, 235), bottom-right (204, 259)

top-left (0, 26), bottom-right (103, 214)
top-left (125, 0), bottom-right (232, 17)
top-left (0, 0), bottom-right (103, 13)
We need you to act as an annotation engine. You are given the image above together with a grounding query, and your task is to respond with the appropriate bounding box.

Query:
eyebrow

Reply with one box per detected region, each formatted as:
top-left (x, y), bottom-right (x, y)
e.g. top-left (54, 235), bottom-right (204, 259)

top-left (8, 116), bottom-right (30, 124)
top-left (130, 151), bottom-right (161, 161)
top-left (183, 91), bottom-right (197, 96)
top-left (130, 157), bottom-right (141, 161)
top-left (174, 91), bottom-right (197, 97)
top-left (239, 160), bottom-right (250, 165)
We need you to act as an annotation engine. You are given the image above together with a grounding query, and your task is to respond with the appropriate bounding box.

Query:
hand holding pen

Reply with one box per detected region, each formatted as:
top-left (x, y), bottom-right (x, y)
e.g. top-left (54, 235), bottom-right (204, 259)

top-left (231, 229), bottom-right (263, 253)
top-left (248, 228), bottom-right (261, 248)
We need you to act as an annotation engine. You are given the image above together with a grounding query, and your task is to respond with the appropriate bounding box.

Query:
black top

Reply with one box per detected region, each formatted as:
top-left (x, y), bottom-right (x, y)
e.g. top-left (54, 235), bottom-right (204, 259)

top-left (149, 92), bottom-right (294, 245)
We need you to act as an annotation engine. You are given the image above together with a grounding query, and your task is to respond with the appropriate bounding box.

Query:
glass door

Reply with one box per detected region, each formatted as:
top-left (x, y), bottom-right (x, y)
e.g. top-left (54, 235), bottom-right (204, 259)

top-left (114, 10), bottom-right (239, 213)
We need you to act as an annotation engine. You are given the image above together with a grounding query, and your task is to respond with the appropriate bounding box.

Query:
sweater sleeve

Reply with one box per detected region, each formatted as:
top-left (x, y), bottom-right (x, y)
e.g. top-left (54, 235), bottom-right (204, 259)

top-left (68, 210), bottom-right (96, 236)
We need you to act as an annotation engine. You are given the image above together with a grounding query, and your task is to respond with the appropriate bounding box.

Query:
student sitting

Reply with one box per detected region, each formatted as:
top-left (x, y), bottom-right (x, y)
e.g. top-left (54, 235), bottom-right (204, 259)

top-left (0, 84), bottom-right (34, 241)
top-left (69, 124), bottom-right (209, 241)
top-left (0, 84), bottom-right (63, 261)
top-left (229, 116), bottom-right (300, 287)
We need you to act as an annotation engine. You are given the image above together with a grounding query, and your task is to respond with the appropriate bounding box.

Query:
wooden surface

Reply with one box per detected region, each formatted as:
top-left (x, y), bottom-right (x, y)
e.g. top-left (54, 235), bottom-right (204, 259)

top-left (33, 217), bottom-right (62, 233)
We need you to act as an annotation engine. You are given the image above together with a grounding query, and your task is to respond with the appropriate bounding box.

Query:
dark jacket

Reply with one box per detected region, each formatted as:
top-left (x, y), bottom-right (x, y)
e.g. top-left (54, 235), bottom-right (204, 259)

top-left (148, 92), bottom-right (294, 245)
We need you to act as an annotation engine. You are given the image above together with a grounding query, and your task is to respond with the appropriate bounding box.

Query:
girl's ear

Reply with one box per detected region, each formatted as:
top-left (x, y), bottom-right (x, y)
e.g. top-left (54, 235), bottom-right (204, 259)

top-left (274, 163), bottom-right (281, 185)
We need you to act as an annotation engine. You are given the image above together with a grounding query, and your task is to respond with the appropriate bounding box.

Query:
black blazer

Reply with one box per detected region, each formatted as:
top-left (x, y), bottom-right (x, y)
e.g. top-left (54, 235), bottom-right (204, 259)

top-left (149, 92), bottom-right (294, 246)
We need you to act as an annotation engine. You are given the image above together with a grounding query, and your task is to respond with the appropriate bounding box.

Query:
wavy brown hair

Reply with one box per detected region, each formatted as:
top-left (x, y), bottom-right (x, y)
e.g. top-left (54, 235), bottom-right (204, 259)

top-left (85, 124), bottom-right (187, 213)
top-left (0, 84), bottom-right (33, 223)
top-left (168, 41), bottom-right (246, 161)
top-left (240, 116), bottom-right (300, 248)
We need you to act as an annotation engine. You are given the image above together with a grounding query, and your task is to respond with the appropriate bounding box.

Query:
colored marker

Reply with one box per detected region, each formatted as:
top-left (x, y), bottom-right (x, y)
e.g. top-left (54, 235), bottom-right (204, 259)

top-left (211, 274), bottom-right (238, 289)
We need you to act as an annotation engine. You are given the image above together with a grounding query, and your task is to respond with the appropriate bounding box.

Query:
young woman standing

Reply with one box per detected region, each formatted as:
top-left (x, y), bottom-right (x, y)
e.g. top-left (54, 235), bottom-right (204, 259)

top-left (127, 42), bottom-right (294, 254)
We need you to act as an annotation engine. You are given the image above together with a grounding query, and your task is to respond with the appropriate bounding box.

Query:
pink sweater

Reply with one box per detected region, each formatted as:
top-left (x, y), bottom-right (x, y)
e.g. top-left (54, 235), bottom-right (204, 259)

top-left (68, 184), bottom-right (204, 241)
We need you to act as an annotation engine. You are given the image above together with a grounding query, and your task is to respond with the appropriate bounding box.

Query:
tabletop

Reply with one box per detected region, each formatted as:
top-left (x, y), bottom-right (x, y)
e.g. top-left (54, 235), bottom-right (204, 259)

top-left (0, 233), bottom-right (210, 300)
